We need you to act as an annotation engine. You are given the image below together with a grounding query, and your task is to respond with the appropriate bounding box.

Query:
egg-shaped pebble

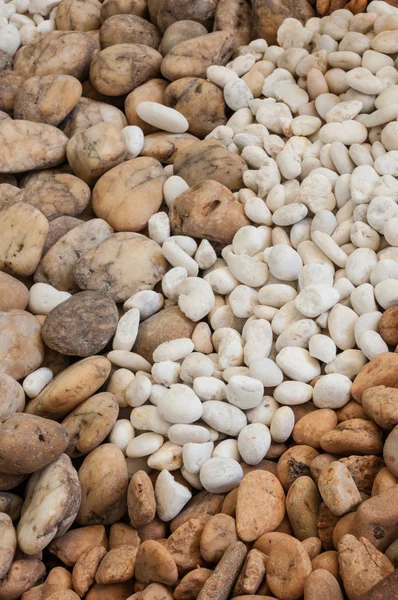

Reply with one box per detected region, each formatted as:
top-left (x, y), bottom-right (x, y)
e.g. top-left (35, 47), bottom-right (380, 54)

top-left (237, 423), bottom-right (271, 465)
top-left (199, 457), bottom-right (243, 493)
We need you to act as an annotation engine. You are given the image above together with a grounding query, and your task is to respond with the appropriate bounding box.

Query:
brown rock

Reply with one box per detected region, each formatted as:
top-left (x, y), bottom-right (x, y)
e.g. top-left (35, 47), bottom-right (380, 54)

top-left (200, 513), bottom-right (237, 563)
top-left (13, 31), bottom-right (99, 80)
top-left (0, 183), bottom-right (20, 211)
top-left (141, 132), bottom-right (198, 164)
top-left (371, 467), bottom-right (398, 496)
top-left (0, 413), bottom-right (68, 474)
top-left (164, 77), bottom-right (226, 138)
top-left (77, 444), bottom-right (128, 526)
top-left (253, 532), bottom-right (294, 556)
top-left (304, 569), bottom-right (343, 600)
top-left (252, 0), bottom-right (315, 45)
top-left (92, 157), bottom-right (165, 232)
top-left (312, 551), bottom-right (339, 578)
top-left (135, 540), bottom-right (178, 585)
top-left (161, 31), bottom-right (235, 81)
top-left (156, 0), bottom-right (216, 33)
top-left (72, 545), bottom-right (107, 596)
top-left (170, 490), bottom-right (224, 533)
top-left (293, 409), bottom-right (338, 448)
top-left (62, 392), bottom-right (119, 457)
top-left (233, 549), bottom-right (267, 597)
top-left (351, 353), bottom-right (398, 402)
top-left (95, 545), bottom-right (138, 584)
top-left (0, 559), bottom-right (46, 600)
top-left (85, 582), bottom-right (133, 600)
top-left (357, 568), bottom-right (398, 600)
top-left (338, 534), bottom-right (394, 600)
top-left (0, 372), bottom-right (25, 417)
top-left (73, 233), bottom-right (167, 303)
top-left (317, 503), bottom-right (340, 551)
top-left (56, 0), bottom-right (102, 31)
top-left (220, 488), bottom-right (238, 517)
top-left (44, 592), bottom-right (79, 600)
top-left (310, 454), bottom-right (337, 484)
top-left (339, 455), bottom-right (384, 494)
top-left (266, 537), bottom-right (312, 600)
top-left (90, 43), bottom-right (162, 96)
top-left (62, 98), bottom-right (127, 138)
top-left (26, 355), bottom-right (111, 420)
top-left (14, 75), bottom-right (82, 126)
top-left (302, 537), bottom-right (322, 560)
top-left (362, 386), bottom-right (398, 430)
top-left (173, 140), bottom-right (248, 191)
top-left (128, 470), bottom-right (156, 528)
top-left (332, 512), bottom-right (356, 550)
top-left (336, 400), bottom-right (368, 422)
top-left (18, 173), bottom-right (90, 222)
top-left (174, 568), bottom-right (212, 600)
top-left (170, 180), bottom-right (249, 246)
top-left (100, 15), bottom-right (161, 49)
top-left (136, 516), bottom-right (167, 542)
top-left (384, 425), bottom-right (398, 477)
top-left (42, 291), bottom-right (118, 357)
top-left (49, 525), bottom-right (108, 566)
top-left (0, 72), bottom-right (23, 113)
top-left (35, 218), bottom-right (113, 294)
top-left (0, 203), bottom-right (48, 276)
top-left (100, 0), bottom-right (148, 21)
top-left (197, 541), bottom-right (247, 600)
top-left (160, 21), bottom-right (208, 56)
top-left (353, 485), bottom-right (398, 551)
top-left (0, 273), bottom-right (28, 311)
top-left (379, 305), bottom-right (398, 345)
top-left (24, 566), bottom-right (73, 600)
top-left (276, 445), bottom-right (319, 491)
top-left (167, 515), bottom-right (210, 571)
top-left (133, 306), bottom-right (195, 364)
top-left (67, 122), bottom-right (127, 185)
top-left (125, 79), bottom-right (168, 134)
top-left (0, 472), bottom-right (26, 492)
top-left (43, 216), bottom-right (83, 255)
top-left (0, 310), bottom-right (44, 380)
top-left (320, 419), bottom-right (383, 456)
top-left (236, 471), bottom-right (285, 542)
top-left (213, 0), bottom-right (251, 47)
top-left (109, 522), bottom-right (140, 549)
top-left (286, 476), bottom-right (321, 540)
top-left (318, 462), bottom-right (362, 517)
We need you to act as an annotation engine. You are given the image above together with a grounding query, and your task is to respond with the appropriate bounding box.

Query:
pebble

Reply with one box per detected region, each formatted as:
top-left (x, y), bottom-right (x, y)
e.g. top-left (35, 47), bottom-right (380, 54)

top-left (136, 102), bottom-right (189, 134)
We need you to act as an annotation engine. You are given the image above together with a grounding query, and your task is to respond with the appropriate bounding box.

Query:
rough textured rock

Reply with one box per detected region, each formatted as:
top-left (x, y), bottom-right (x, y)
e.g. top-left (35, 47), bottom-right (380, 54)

top-left (252, 0), bottom-right (315, 45)
top-left (13, 32), bottom-right (99, 80)
top-left (170, 180), bottom-right (249, 245)
top-left (141, 132), bottom-right (198, 164)
top-left (99, 15), bottom-right (161, 49)
top-left (0, 121), bottom-right (68, 174)
top-left (164, 77), bottom-right (227, 138)
top-left (42, 291), bottom-right (118, 357)
top-left (92, 157), bottom-right (165, 232)
top-left (73, 233), bottom-right (167, 303)
top-left (25, 356), bottom-right (112, 420)
top-left (161, 31), bottom-right (235, 81)
top-left (133, 306), bottom-right (196, 363)
top-left (18, 173), bottom-right (90, 222)
top-left (213, 0), bottom-right (252, 47)
top-left (0, 310), bottom-right (44, 380)
top-left (34, 219), bottom-right (114, 293)
top-left (173, 140), bottom-right (248, 190)
top-left (14, 75), bottom-right (82, 126)
top-left (89, 43), bottom-right (162, 96)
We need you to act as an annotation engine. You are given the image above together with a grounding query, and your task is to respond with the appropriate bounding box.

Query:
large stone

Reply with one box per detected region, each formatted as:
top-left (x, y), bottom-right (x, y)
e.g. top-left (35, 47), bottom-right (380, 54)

top-left (252, 0), bottom-right (315, 45)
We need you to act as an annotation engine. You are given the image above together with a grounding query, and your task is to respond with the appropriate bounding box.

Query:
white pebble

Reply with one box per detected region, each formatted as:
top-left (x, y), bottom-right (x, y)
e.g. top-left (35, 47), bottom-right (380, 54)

top-left (23, 367), bottom-right (53, 399)
top-left (199, 457), bottom-right (243, 493)
top-left (136, 102), bottom-right (189, 133)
